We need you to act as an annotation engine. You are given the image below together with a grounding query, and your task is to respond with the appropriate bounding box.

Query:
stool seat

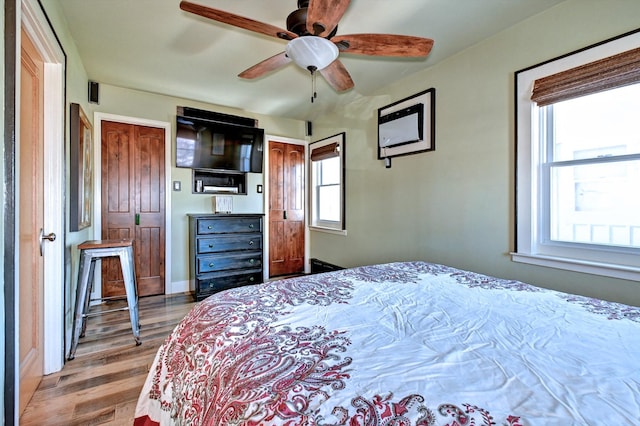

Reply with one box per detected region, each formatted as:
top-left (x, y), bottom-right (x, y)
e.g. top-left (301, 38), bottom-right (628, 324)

top-left (68, 238), bottom-right (140, 360)
top-left (78, 238), bottom-right (134, 250)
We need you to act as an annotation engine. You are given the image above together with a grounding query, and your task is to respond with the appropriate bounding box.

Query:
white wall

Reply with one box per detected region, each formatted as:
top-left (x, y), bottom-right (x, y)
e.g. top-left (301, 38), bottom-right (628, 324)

top-left (309, 0), bottom-right (640, 306)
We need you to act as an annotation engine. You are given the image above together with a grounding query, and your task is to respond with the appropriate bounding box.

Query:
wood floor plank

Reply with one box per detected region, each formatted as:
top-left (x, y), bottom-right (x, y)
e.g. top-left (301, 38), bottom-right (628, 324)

top-left (72, 385), bottom-right (142, 417)
top-left (20, 293), bottom-right (196, 425)
top-left (67, 408), bottom-right (115, 426)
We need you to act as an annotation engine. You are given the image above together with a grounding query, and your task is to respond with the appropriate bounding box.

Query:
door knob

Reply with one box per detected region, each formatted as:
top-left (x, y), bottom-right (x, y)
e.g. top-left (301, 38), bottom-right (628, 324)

top-left (39, 228), bottom-right (56, 256)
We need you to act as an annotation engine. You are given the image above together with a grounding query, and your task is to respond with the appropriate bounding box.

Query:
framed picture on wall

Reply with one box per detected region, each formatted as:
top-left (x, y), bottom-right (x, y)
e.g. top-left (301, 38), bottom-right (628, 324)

top-left (69, 103), bottom-right (93, 231)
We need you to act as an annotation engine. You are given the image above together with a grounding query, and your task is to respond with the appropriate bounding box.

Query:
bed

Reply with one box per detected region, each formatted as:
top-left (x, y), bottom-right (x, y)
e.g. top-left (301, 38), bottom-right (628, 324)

top-left (134, 261), bottom-right (640, 425)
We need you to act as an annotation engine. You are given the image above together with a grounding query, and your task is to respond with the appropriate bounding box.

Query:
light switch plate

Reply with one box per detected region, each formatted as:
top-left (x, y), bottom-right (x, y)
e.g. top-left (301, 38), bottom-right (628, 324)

top-left (173, 181), bottom-right (181, 191)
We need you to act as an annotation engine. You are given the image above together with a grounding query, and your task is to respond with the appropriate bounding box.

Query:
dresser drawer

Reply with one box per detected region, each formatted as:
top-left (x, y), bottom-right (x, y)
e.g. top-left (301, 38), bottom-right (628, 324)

top-left (196, 270), bottom-right (263, 300)
top-left (197, 252), bottom-right (262, 274)
top-left (197, 217), bottom-right (262, 235)
top-left (197, 234), bottom-right (262, 254)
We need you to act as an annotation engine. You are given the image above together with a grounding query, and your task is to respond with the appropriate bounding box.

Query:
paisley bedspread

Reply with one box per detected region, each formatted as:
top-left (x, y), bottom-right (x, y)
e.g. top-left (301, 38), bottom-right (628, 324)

top-left (134, 261), bottom-right (640, 425)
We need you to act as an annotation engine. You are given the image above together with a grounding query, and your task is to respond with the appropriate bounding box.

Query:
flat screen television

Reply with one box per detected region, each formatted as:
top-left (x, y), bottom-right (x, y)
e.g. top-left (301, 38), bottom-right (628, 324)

top-left (175, 115), bottom-right (264, 173)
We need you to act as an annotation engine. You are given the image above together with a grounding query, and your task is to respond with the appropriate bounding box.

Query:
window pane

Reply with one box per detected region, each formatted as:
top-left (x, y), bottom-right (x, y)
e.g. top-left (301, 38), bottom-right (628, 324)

top-left (319, 157), bottom-right (340, 185)
top-left (318, 185), bottom-right (340, 221)
top-left (553, 83), bottom-right (640, 162)
top-left (309, 134), bottom-right (345, 231)
top-left (550, 160), bottom-right (640, 247)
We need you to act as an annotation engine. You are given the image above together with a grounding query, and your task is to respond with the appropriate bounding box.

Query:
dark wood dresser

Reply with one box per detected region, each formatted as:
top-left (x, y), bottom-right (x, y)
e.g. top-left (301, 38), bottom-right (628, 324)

top-left (188, 214), bottom-right (264, 301)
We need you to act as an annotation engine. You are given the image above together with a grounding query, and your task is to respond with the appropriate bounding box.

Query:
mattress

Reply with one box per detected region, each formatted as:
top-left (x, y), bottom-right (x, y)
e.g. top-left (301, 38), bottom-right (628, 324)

top-left (134, 261), bottom-right (640, 425)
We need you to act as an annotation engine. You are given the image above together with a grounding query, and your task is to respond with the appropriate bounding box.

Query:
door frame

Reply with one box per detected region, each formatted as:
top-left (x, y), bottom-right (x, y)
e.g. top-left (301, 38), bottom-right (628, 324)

top-left (93, 113), bottom-right (173, 296)
top-left (263, 134), bottom-right (309, 280)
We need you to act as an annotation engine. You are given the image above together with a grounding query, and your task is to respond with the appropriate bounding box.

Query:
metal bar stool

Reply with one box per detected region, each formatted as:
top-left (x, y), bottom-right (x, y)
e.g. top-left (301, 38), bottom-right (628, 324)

top-left (68, 238), bottom-right (141, 360)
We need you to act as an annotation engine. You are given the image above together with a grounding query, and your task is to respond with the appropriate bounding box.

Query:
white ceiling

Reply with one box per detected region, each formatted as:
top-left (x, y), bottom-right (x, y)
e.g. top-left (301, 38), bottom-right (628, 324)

top-left (56, 0), bottom-right (565, 121)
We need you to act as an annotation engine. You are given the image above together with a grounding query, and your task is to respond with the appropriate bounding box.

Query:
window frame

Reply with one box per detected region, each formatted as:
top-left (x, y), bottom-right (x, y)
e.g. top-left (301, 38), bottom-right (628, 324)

top-left (309, 132), bottom-right (346, 235)
top-left (514, 29), bottom-right (640, 281)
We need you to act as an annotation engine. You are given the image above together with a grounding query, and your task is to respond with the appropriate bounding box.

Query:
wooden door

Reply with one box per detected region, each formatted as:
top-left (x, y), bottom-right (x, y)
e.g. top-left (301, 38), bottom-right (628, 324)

top-left (19, 28), bottom-right (45, 414)
top-left (268, 141), bottom-right (305, 277)
top-left (101, 121), bottom-right (165, 297)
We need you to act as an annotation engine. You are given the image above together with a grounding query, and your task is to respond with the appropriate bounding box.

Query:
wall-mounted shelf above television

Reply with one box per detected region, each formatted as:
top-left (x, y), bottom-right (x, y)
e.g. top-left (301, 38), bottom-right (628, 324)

top-left (192, 169), bottom-right (246, 195)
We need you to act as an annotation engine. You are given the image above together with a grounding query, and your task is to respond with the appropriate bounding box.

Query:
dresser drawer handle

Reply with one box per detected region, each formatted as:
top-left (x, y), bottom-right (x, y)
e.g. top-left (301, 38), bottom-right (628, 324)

top-left (249, 240), bottom-right (254, 245)
top-left (249, 258), bottom-right (255, 264)
top-left (249, 276), bottom-right (255, 282)
top-left (207, 225), bottom-right (213, 230)
top-left (208, 262), bottom-right (215, 267)
top-left (208, 243), bottom-right (214, 248)
top-left (248, 224), bottom-right (254, 229)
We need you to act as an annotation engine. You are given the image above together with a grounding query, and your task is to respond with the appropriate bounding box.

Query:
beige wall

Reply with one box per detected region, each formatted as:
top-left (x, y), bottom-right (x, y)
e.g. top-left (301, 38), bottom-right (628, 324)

top-left (309, 0), bottom-right (640, 306)
top-left (39, 0), bottom-right (640, 308)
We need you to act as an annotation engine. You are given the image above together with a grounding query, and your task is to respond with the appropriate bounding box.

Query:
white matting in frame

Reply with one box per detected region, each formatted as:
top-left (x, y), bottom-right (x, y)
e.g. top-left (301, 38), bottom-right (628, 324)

top-left (377, 88), bottom-right (435, 160)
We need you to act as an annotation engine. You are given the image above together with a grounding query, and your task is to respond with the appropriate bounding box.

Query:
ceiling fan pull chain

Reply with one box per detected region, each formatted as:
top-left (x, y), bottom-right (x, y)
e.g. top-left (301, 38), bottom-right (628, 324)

top-left (312, 71), bottom-right (317, 103)
top-left (308, 66), bottom-right (318, 103)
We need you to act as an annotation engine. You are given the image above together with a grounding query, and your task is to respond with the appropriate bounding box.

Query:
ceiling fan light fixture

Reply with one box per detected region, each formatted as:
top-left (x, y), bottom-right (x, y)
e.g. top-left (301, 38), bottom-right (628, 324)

top-left (286, 36), bottom-right (338, 72)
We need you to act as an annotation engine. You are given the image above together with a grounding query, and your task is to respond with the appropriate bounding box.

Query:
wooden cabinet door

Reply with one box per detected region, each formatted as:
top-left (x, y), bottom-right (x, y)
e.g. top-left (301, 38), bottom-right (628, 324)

top-left (101, 121), bottom-right (165, 297)
top-left (269, 141), bottom-right (305, 277)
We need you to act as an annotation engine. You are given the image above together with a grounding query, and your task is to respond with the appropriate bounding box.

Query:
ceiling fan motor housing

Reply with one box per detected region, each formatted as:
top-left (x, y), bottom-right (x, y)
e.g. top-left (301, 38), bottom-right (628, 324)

top-left (287, 8), bottom-right (309, 36)
top-left (287, 1), bottom-right (338, 38)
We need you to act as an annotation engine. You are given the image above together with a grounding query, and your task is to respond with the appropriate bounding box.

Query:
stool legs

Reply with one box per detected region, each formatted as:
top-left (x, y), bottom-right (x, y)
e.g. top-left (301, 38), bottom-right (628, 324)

top-left (120, 246), bottom-right (141, 345)
top-left (79, 258), bottom-right (96, 338)
top-left (68, 246), bottom-right (141, 360)
top-left (69, 250), bottom-right (94, 360)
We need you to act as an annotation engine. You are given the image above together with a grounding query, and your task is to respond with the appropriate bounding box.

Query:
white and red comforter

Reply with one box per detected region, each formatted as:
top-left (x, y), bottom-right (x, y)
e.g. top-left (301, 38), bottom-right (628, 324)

top-left (134, 261), bottom-right (640, 425)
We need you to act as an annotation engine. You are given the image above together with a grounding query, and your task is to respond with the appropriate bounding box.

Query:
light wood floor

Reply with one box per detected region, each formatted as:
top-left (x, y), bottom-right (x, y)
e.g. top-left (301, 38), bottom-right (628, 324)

top-left (20, 293), bottom-right (197, 425)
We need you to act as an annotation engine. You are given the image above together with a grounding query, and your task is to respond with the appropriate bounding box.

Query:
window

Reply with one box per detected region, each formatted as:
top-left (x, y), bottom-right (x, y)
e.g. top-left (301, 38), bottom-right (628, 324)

top-left (309, 132), bottom-right (346, 233)
top-left (544, 88), bottom-right (640, 248)
top-left (514, 30), bottom-right (640, 280)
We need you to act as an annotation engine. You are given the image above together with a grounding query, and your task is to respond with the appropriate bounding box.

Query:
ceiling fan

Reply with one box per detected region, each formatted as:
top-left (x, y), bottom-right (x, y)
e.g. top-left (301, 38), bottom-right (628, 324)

top-left (179, 0), bottom-right (434, 94)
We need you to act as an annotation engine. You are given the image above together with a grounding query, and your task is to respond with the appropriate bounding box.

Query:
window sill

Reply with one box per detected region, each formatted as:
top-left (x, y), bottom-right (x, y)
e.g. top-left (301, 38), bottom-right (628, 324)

top-left (511, 252), bottom-right (640, 281)
top-left (309, 226), bottom-right (347, 236)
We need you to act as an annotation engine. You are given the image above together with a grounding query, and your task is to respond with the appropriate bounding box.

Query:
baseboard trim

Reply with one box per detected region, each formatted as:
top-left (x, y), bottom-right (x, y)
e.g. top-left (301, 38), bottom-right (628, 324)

top-left (167, 280), bottom-right (190, 295)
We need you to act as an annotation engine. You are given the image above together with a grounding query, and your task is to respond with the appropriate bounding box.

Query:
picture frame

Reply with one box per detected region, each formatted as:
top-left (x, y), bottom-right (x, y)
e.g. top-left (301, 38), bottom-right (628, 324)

top-left (69, 103), bottom-right (93, 231)
top-left (377, 88), bottom-right (436, 165)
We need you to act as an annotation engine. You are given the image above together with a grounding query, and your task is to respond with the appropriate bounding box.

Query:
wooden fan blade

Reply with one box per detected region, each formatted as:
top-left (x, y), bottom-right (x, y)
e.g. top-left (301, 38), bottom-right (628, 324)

top-left (319, 60), bottom-right (354, 92)
top-left (306, 0), bottom-right (351, 37)
top-left (180, 1), bottom-right (297, 41)
top-left (238, 52), bottom-right (292, 79)
top-left (332, 34), bottom-right (434, 57)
